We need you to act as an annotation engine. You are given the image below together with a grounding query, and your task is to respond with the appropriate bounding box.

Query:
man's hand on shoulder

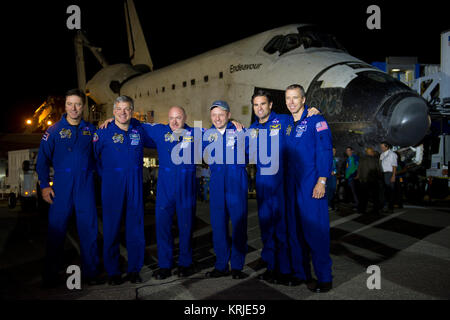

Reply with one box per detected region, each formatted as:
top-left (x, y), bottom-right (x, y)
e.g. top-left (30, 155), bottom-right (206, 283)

top-left (307, 107), bottom-right (321, 118)
top-left (231, 119), bottom-right (245, 131)
top-left (98, 118), bottom-right (114, 129)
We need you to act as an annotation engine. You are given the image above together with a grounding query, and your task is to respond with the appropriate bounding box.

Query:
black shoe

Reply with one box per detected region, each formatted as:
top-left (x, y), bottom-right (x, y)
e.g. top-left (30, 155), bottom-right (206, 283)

top-left (108, 275), bottom-right (123, 286)
top-left (231, 269), bottom-right (248, 279)
top-left (273, 273), bottom-right (292, 286)
top-left (307, 280), bottom-right (332, 293)
top-left (257, 269), bottom-right (276, 282)
top-left (177, 265), bottom-right (196, 278)
top-left (128, 272), bottom-right (143, 284)
top-left (205, 268), bottom-right (230, 278)
top-left (287, 276), bottom-right (305, 287)
top-left (153, 268), bottom-right (171, 280)
top-left (84, 275), bottom-right (106, 286)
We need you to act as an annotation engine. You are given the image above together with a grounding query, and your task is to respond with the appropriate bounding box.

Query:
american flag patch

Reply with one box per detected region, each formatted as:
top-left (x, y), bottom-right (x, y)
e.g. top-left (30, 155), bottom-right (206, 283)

top-left (316, 121), bottom-right (329, 132)
top-left (42, 131), bottom-right (50, 141)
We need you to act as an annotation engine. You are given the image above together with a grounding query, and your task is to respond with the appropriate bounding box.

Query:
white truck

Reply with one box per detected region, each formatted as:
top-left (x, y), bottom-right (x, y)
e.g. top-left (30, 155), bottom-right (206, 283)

top-left (427, 134), bottom-right (449, 179)
top-left (5, 148), bottom-right (44, 210)
top-left (425, 133), bottom-right (449, 199)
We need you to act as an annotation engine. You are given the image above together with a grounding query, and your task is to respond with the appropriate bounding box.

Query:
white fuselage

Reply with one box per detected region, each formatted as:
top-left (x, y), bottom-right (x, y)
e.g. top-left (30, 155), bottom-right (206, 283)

top-left (87, 25), bottom-right (369, 127)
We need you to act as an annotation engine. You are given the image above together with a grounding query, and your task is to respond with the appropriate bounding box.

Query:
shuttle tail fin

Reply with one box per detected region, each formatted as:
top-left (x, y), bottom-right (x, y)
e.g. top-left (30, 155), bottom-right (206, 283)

top-left (124, 0), bottom-right (153, 70)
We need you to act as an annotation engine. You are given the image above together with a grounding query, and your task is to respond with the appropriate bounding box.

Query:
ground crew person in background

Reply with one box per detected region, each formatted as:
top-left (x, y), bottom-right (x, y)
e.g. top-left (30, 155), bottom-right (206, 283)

top-left (93, 95), bottom-right (155, 285)
top-left (394, 151), bottom-right (405, 209)
top-left (345, 146), bottom-right (359, 209)
top-left (201, 164), bottom-right (211, 201)
top-left (380, 141), bottom-right (398, 213)
top-left (284, 84), bottom-right (333, 293)
top-left (36, 88), bottom-right (101, 288)
top-left (355, 147), bottom-right (382, 214)
top-left (203, 100), bottom-right (249, 280)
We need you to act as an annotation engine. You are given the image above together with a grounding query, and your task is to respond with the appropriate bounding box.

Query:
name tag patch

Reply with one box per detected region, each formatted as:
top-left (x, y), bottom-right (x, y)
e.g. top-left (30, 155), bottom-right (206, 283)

top-left (82, 127), bottom-right (91, 135)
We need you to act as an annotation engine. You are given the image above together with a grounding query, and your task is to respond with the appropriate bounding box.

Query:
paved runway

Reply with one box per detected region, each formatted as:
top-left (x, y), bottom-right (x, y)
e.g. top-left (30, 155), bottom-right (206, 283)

top-left (0, 198), bottom-right (449, 300)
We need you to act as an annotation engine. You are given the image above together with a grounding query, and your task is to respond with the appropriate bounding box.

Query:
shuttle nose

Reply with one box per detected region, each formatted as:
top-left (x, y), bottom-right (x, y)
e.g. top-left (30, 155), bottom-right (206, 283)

top-left (386, 96), bottom-right (429, 146)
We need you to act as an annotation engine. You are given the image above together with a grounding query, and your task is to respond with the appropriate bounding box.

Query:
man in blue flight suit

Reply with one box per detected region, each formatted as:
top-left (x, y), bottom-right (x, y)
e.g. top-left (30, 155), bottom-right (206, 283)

top-left (250, 90), bottom-right (320, 285)
top-left (203, 100), bottom-right (250, 279)
top-left (36, 89), bottom-right (101, 287)
top-left (284, 84), bottom-right (334, 293)
top-left (93, 95), bottom-right (155, 285)
top-left (140, 106), bottom-right (200, 280)
top-left (250, 91), bottom-right (291, 285)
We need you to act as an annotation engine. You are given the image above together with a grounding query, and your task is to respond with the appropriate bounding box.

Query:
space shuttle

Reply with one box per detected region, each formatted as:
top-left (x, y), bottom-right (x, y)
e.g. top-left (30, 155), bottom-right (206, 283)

top-left (82, 0), bottom-right (430, 155)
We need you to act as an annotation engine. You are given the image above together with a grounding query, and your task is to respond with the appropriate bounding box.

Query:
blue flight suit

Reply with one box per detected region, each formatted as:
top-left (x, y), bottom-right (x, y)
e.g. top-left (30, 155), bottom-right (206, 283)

top-left (36, 114), bottom-right (99, 281)
top-left (285, 106), bottom-right (333, 283)
top-left (141, 123), bottom-right (200, 269)
top-left (249, 111), bottom-right (290, 275)
top-left (93, 118), bottom-right (155, 276)
top-left (203, 122), bottom-right (248, 272)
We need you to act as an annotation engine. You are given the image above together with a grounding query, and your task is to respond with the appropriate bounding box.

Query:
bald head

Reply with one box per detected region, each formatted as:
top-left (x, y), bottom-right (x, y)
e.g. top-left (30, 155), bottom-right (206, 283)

top-left (168, 106), bottom-right (187, 131)
top-left (366, 147), bottom-right (375, 156)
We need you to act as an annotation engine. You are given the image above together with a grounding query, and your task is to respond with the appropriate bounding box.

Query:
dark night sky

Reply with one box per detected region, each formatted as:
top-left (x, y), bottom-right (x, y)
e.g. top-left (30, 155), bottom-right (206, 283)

top-left (1, 0), bottom-right (448, 133)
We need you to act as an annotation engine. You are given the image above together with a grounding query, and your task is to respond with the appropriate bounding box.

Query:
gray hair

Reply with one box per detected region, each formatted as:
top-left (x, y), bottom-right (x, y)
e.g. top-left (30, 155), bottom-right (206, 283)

top-left (286, 84), bottom-right (306, 97)
top-left (113, 95), bottom-right (134, 111)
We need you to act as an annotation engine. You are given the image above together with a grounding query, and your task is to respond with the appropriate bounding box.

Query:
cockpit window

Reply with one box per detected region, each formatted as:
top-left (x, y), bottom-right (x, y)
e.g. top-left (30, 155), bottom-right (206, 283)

top-left (263, 26), bottom-right (347, 56)
top-left (263, 35), bottom-right (284, 54)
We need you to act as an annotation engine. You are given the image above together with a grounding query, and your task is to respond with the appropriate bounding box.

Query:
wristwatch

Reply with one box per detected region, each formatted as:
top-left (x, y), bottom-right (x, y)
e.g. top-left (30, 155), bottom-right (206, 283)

top-left (319, 179), bottom-right (326, 185)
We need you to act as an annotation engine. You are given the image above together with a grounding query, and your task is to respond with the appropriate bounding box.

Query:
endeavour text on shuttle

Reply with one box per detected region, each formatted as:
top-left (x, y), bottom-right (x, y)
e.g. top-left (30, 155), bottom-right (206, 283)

top-left (229, 63), bottom-right (263, 73)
